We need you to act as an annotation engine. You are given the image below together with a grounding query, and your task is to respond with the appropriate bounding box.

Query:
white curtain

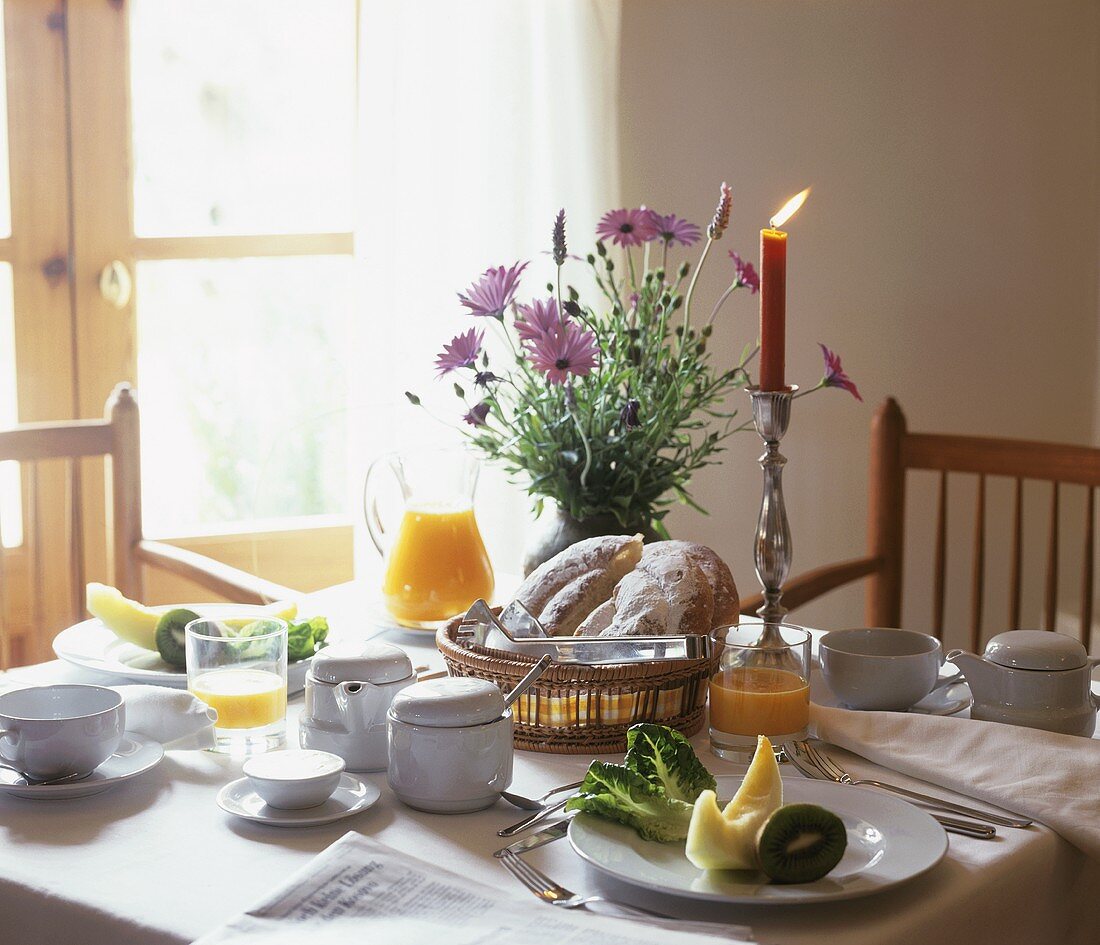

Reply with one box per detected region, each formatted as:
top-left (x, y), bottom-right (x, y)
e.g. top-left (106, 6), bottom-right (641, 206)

top-left (351, 0), bottom-right (622, 579)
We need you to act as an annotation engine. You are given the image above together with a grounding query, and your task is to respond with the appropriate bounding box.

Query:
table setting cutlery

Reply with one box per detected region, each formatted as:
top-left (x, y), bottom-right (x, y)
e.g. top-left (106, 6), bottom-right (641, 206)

top-left (785, 739), bottom-right (1032, 829)
top-left (497, 849), bottom-right (755, 939)
top-left (781, 743), bottom-right (997, 839)
top-left (500, 778), bottom-right (585, 811)
top-left (494, 820), bottom-right (571, 857)
top-left (498, 796), bottom-right (572, 837)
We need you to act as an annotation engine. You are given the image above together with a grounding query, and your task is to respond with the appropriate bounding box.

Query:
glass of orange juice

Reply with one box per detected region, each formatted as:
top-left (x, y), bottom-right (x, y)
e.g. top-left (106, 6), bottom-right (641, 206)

top-left (364, 448), bottom-right (494, 629)
top-left (709, 620), bottom-right (811, 760)
top-left (186, 617), bottom-right (288, 755)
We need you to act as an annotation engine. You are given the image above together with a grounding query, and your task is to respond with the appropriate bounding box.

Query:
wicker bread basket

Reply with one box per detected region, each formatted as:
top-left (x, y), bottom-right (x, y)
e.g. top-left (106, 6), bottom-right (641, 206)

top-left (436, 609), bottom-right (718, 754)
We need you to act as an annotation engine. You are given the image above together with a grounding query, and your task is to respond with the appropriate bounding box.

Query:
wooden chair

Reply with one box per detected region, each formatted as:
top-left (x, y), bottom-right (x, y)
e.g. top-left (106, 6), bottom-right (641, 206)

top-left (0, 383), bottom-right (297, 668)
top-left (742, 398), bottom-right (1100, 651)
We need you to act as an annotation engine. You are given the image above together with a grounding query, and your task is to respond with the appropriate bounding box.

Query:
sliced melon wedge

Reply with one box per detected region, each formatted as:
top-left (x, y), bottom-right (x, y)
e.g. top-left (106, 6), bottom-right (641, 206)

top-left (85, 583), bottom-right (160, 651)
top-left (685, 735), bottom-right (783, 870)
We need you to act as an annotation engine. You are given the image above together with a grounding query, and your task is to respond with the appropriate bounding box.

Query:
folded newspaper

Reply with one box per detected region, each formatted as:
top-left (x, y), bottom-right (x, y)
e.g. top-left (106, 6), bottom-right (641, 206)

top-left (193, 832), bottom-right (754, 944)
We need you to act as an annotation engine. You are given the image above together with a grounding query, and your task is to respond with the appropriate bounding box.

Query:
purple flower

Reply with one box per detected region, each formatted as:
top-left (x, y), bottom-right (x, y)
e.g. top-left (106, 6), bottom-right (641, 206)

top-left (729, 252), bottom-right (760, 294)
top-left (619, 398), bottom-right (641, 429)
top-left (552, 209), bottom-right (567, 266)
top-left (514, 297), bottom-right (562, 342)
top-left (434, 327), bottom-right (483, 376)
top-left (596, 208), bottom-right (658, 248)
top-left (458, 261), bottom-right (528, 318)
top-left (707, 182), bottom-right (732, 240)
top-left (647, 211), bottom-right (702, 247)
top-left (524, 319), bottom-right (599, 385)
top-left (820, 344), bottom-right (862, 401)
top-left (463, 402), bottom-right (491, 426)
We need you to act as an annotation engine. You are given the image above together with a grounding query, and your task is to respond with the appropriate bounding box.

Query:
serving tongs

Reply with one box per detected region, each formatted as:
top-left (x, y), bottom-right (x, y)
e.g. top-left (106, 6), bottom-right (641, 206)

top-left (457, 599), bottom-right (711, 665)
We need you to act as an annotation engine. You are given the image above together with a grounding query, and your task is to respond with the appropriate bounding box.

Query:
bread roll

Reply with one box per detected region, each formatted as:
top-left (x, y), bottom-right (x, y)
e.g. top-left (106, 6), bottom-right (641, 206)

top-left (642, 540), bottom-right (739, 626)
top-left (577, 551), bottom-right (715, 637)
top-left (514, 534), bottom-right (643, 636)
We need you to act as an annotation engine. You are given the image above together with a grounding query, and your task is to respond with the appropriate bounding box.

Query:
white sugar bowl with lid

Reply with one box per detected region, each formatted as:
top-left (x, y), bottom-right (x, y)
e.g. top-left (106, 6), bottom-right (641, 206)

top-left (387, 676), bottom-right (513, 813)
top-left (299, 641), bottom-right (415, 771)
top-left (948, 630), bottom-right (1100, 737)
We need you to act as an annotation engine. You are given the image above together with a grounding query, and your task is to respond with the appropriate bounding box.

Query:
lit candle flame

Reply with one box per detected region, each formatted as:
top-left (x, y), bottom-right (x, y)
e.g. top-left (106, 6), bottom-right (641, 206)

top-left (769, 187), bottom-right (811, 229)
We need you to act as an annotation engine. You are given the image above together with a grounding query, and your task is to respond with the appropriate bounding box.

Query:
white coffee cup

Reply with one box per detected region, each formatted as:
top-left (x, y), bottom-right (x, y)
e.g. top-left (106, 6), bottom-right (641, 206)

top-left (0, 685), bottom-right (125, 780)
top-left (820, 628), bottom-right (943, 711)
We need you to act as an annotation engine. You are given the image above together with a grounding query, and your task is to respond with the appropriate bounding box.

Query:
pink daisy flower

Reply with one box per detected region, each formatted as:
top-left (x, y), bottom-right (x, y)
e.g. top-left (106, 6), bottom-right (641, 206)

top-left (463, 402), bottom-right (491, 426)
top-left (458, 261), bottom-right (528, 318)
top-left (648, 211), bottom-right (702, 247)
top-left (525, 320), bottom-right (599, 385)
top-left (820, 344), bottom-right (862, 401)
top-left (729, 252), bottom-right (760, 294)
top-left (434, 327), bottom-right (483, 376)
top-left (595, 208), bottom-right (658, 247)
top-left (514, 297), bottom-right (562, 342)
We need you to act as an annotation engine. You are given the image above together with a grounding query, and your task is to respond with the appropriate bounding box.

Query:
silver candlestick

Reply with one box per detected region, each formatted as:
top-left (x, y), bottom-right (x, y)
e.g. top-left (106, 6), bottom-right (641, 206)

top-left (748, 385), bottom-right (798, 648)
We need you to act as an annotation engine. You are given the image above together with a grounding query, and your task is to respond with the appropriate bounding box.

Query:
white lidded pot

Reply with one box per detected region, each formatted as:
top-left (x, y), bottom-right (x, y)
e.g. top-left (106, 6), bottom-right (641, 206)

top-left (387, 676), bottom-right (513, 814)
top-left (299, 641), bottom-right (415, 771)
top-left (948, 630), bottom-right (1100, 737)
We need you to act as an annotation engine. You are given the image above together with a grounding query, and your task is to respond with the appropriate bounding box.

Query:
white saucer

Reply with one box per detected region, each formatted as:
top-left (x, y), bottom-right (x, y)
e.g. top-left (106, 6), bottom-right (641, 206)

top-left (0, 733), bottom-right (164, 800)
top-left (910, 675), bottom-right (971, 716)
top-left (217, 772), bottom-right (380, 826)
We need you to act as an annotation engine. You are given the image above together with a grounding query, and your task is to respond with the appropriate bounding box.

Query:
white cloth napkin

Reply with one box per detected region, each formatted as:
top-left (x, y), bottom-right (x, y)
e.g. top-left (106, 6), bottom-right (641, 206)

top-left (114, 685), bottom-right (218, 750)
top-left (811, 704), bottom-right (1100, 859)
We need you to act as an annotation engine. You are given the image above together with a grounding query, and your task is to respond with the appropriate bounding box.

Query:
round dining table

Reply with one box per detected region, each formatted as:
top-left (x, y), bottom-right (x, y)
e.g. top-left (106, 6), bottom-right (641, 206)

top-left (0, 580), bottom-right (1096, 945)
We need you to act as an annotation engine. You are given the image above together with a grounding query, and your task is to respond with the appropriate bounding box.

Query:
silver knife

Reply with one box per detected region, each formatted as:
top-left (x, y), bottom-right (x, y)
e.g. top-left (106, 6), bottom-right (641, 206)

top-left (493, 819), bottom-right (570, 858)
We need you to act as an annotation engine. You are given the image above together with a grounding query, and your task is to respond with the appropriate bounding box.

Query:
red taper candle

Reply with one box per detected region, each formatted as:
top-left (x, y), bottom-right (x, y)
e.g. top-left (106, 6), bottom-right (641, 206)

top-left (759, 226), bottom-right (787, 391)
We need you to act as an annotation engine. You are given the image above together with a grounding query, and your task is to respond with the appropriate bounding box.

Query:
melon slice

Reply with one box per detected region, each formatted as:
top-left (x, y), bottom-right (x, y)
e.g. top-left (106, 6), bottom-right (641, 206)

top-left (85, 583), bottom-right (160, 651)
top-left (685, 735), bottom-right (783, 870)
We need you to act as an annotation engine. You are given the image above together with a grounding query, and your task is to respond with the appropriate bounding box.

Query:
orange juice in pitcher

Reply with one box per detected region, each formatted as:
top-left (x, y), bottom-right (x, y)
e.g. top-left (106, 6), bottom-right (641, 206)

top-left (366, 450), bottom-right (494, 628)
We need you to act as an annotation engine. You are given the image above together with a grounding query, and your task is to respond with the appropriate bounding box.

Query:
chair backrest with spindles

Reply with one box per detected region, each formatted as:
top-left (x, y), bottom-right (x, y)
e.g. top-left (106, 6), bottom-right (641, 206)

top-left (0, 383), bottom-right (141, 668)
top-left (866, 398), bottom-right (1100, 650)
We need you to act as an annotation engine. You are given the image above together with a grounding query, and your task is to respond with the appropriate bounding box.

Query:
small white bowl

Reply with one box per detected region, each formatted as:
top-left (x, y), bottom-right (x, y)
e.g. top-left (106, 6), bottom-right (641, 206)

top-left (242, 749), bottom-right (345, 809)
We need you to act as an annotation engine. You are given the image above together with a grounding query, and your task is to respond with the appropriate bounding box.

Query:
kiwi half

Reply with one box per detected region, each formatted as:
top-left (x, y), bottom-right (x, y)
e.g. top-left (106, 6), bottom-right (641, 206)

top-left (757, 803), bottom-right (847, 884)
top-left (155, 608), bottom-right (201, 668)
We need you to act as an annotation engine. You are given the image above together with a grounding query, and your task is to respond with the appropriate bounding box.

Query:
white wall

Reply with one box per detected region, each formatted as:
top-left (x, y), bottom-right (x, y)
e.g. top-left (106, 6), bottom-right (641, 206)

top-left (619, 0), bottom-right (1100, 648)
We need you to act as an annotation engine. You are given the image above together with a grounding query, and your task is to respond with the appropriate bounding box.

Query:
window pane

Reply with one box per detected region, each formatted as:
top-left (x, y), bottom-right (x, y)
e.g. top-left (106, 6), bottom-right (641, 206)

top-left (0, 263), bottom-right (20, 546)
top-left (135, 257), bottom-right (351, 534)
top-left (129, 0), bottom-right (356, 237)
top-left (0, 1), bottom-right (11, 238)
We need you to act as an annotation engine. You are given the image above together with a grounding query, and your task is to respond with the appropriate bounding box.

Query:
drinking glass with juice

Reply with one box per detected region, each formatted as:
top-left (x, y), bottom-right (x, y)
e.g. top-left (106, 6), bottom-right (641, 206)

top-left (186, 617), bottom-right (288, 755)
top-left (365, 449), bottom-right (494, 629)
top-left (709, 621), bottom-right (811, 760)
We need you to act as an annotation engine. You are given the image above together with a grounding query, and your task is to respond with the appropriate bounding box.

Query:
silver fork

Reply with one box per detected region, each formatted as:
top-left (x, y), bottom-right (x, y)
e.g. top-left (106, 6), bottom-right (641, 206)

top-left (497, 850), bottom-right (754, 938)
top-left (798, 740), bottom-right (1032, 828)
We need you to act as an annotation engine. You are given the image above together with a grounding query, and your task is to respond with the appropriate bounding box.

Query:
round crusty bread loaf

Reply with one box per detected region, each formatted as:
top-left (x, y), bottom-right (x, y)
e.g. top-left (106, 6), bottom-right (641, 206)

top-left (577, 551), bottom-right (715, 637)
top-left (642, 540), bottom-right (739, 626)
top-left (513, 534), bottom-right (643, 636)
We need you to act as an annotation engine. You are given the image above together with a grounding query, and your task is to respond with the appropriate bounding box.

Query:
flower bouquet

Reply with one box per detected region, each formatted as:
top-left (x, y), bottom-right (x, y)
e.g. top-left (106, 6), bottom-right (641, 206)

top-left (407, 183), bottom-right (859, 570)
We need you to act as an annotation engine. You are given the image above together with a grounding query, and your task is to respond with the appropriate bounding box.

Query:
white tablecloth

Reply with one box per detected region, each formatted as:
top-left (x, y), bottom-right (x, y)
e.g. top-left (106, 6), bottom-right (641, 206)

top-left (1, 581), bottom-right (1097, 945)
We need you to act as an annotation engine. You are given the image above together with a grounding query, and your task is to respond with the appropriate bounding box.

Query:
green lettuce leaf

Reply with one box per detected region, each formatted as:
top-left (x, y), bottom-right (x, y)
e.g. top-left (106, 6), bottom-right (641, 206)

top-left (286, 617), bottom-right (329, 662)
top-left (625, 722), bottom-right (717, 803)
top-left (564, 761), bottom-right (694, 842)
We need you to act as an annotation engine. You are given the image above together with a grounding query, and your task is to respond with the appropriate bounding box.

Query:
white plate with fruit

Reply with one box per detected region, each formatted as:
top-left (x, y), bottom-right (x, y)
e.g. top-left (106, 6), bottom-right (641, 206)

top-left (564, 728), bottom-right (948, 905)
top-left (52, 584), bottom-right (329, 692)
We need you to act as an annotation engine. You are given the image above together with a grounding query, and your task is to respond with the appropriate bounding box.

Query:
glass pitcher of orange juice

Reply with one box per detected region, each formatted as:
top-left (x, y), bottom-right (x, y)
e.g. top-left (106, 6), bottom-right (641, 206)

top-left (364, 448), bottom-right (494, 629)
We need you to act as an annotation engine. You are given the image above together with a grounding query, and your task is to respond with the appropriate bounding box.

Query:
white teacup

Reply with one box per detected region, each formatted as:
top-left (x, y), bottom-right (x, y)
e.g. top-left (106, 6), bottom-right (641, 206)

top-left (820, 628), bottom-right (943, 711)
top-left (0, 685), bottom-right (125, 780)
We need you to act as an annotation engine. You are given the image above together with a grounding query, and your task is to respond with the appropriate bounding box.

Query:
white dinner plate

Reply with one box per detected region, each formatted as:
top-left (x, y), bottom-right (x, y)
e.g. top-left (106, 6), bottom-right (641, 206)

top-left (0, 733), bottom-right (164, 800)
top-left (568, 776), bottom-right (947, 905)
top-left (217, 773), bottom-right (380, 826)
top-left (52, 603), bottom-right (316, 693)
